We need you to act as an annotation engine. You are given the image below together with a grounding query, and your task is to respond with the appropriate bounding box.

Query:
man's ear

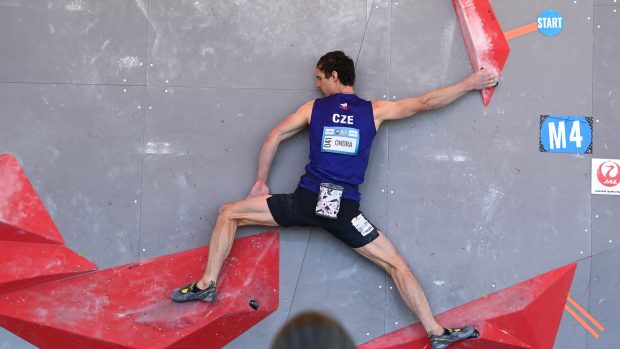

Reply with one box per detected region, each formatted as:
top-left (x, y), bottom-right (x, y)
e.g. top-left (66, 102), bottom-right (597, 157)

top-left (331, 71), bottom-right (339, 82)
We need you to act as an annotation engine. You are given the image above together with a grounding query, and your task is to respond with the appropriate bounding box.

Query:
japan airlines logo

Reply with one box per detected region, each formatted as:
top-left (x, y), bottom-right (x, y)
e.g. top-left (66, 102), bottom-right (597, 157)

top-left (340, 103), bottom-right (348, 111)
top-left (597, 160), bottom-right (620, 187)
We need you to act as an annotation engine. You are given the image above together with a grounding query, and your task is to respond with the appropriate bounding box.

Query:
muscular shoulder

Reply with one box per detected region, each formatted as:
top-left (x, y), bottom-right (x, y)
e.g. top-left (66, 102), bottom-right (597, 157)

top-left (288, 99), bottom-right (314, 125)
top-left (371, 99), bottom-right (395, 126)
top-left (371, 100), bottom-right (390, 116)
top-left (299, 99), bottom-right (315, 112)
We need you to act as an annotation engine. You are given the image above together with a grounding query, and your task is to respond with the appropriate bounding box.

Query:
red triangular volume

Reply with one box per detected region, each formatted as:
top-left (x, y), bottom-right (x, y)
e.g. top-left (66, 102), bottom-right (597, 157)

top-left (0, 241), bottom-right (98, 294)
top-left (0, 231), bottom-right (280, 349)
top-left (359, 263), bottom-right (577, 349)
top-left (452, 0), bottom-right (510, 107)
top-left (0, 154), bottom-right (64, 244)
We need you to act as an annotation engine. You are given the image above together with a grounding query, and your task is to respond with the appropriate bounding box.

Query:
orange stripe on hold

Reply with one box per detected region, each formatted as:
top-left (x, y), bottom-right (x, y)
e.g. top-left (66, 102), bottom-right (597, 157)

top-left (567, 295), bottom-right (606, 332)
top-left (504, 22), bottom-right (538, 41)
top-left (565, 305), bottom-right (600, 339)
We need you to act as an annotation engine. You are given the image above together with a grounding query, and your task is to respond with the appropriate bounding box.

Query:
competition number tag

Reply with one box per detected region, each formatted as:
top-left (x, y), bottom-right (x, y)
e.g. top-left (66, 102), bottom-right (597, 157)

top-left (321, 127), bottom-right (360, 155)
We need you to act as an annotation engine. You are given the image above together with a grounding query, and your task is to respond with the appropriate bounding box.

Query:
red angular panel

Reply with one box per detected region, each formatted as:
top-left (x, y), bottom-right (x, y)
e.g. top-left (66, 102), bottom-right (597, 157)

top-left (0, 154), bottom-right (64, 244)
top-left (0, 241), bottom-right (98, 294)
top-left (0, 231), bottom-right (279, 349)
top-left (359, 263), bottom-right (576, 349)
top-left (452, 0), bottom-right (510, 107)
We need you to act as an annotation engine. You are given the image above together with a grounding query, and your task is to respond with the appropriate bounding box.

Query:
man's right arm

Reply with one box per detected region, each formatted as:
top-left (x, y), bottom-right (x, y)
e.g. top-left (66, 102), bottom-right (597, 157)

top-left (372, 69), bottom-right (498, 129)
top-left (248, 100), bottom-right (313, 197)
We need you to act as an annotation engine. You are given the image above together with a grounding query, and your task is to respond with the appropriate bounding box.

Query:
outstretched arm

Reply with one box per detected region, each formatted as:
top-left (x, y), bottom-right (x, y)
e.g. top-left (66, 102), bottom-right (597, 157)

top-left (248, 100), bottom-right (313, 197)
top-left (373, 69), bottom-right (498, 128)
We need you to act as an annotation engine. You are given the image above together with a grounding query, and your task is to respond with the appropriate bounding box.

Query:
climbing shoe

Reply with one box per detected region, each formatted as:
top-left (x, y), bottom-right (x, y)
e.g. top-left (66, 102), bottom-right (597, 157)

top-left (170, 281), bottom-right (217, 302)
top-left (429, 326), bottom-right (479, 349)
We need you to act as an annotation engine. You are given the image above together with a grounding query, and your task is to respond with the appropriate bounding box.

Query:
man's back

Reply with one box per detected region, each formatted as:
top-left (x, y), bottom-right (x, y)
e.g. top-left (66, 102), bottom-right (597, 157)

top-left (298, 93), bottom-right (376, 202)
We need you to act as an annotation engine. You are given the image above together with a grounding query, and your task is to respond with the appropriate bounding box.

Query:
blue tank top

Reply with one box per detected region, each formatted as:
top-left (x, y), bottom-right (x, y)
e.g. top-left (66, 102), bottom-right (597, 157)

top-left (298, 93), bottom-right (376, 201)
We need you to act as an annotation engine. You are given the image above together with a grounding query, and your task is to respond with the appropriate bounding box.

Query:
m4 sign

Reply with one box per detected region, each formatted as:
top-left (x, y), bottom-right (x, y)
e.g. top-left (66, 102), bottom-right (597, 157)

top-left (539, 115), bottom-right (593, 154)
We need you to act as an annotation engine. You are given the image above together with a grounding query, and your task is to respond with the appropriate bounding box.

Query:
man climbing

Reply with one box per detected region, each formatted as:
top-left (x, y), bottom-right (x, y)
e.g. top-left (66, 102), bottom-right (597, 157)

top-left (171, 51), bottom-right (498, 349)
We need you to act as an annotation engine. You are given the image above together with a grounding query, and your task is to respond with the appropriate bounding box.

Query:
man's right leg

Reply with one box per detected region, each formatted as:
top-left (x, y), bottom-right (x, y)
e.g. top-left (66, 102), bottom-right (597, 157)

top-left (354, 232), bottom-right (478, 348)
top-left (354, 232), bottom-right (444, 335)
top-left (171, 194), bottom-right (277, 302)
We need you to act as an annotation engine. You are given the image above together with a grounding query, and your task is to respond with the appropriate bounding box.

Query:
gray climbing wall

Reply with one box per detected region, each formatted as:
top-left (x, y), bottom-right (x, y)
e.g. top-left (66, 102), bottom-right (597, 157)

top-left (0, 0), bottom-right (618, 348)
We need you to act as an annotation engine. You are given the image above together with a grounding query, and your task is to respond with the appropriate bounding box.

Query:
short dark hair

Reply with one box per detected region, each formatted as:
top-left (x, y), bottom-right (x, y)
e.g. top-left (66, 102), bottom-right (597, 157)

top-left (271, 311), bottom-right (356, 349)
top-left (317, 51), bottom-right (355, 86)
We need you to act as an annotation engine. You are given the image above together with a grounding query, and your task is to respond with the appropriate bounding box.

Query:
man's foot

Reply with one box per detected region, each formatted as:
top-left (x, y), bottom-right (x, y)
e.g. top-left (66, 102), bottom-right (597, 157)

top-left (170, 281), bottom-right (217, 302)
top-left (428, 326), bottom-right (479, 349)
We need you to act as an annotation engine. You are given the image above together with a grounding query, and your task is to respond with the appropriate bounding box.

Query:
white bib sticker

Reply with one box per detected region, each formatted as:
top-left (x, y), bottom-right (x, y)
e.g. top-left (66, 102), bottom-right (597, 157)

top-left (351, 214), bottom-right (374, 236)
top-left (321, 127), bottom-right (360, 155)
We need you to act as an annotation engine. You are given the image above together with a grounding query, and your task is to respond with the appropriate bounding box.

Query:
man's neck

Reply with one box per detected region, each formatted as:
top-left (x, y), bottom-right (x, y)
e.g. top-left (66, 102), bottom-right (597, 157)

top-left (332, 86), bottom-right (355, 95)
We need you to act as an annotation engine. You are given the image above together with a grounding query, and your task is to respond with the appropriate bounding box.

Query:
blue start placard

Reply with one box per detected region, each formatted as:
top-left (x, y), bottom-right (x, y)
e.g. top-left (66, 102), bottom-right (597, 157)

top-left (540, 115), bottom-right (593, 154)
top-left (538, 10), bottom-right (563, 36)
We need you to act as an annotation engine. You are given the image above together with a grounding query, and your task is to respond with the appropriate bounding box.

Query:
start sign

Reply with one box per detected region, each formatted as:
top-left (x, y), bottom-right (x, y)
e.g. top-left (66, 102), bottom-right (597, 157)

top-left (592, 159), bottom-right (620, 195)
top-left (538, 10), bottom-right (563, 36)
top-left (539, 115), bottom-right (593, 154)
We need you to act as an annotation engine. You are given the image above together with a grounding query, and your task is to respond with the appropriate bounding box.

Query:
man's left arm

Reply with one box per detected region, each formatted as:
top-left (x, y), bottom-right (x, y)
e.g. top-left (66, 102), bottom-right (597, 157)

top-left (373, 69), bottom-right (498, 128)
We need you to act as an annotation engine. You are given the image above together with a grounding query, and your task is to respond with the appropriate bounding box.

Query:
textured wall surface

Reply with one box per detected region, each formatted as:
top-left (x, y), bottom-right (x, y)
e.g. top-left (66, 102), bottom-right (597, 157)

top-left (0, 0), bottom-right (618, 348)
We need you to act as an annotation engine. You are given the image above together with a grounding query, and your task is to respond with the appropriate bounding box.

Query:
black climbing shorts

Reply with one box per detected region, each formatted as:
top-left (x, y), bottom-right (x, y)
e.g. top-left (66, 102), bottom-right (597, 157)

top-left (267, 187), bottom-right (380, 248)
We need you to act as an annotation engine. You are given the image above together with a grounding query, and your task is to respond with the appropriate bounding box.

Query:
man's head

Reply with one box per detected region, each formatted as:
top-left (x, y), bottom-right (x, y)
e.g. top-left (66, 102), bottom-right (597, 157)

top-left (315, 51), bottom-right (355, 96)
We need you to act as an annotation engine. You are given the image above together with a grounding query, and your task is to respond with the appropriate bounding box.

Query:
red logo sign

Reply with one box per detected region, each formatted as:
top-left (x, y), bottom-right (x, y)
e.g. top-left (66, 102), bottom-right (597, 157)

top-left (597, 160), bottom-right (620, 188)
top-left (340, 103), bottom-right (348, 111)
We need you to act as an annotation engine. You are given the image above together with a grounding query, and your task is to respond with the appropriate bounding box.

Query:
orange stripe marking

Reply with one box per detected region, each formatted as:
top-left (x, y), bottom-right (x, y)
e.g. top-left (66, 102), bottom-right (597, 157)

top-left (503, 22), bottom-right (538, 41)
top-left (565, 305), bottom-right (600, 339)
top-left (567, 295), bottom-right (606, 332)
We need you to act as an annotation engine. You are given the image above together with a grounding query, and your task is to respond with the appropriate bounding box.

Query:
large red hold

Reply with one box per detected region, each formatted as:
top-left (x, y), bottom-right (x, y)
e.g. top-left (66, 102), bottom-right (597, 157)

top-left (452, 0), bottom-right (510, 107)
top-left (0, 241), bottom-right (98, 294)
top-left (0, 231), bottom-right (280, 349)
top-left (0, 153), bottom-right (64, 244)
top-left (359, 263), bottom-right (576, 349)
top-left (0, 153), bottom-right (97, 295)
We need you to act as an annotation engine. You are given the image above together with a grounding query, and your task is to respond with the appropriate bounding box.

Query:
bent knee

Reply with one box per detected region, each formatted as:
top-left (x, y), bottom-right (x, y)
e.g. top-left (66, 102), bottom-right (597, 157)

top-left (218, 202), bottom-right (238, 219)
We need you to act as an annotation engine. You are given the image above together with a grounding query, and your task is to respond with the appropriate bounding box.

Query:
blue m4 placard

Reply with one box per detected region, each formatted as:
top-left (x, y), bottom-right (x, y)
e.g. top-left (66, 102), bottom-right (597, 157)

top-left (539, 115), bottom-right (593, 154)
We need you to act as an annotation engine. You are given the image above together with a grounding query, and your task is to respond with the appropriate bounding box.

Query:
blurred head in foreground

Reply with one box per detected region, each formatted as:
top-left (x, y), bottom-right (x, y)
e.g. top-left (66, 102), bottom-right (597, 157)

top-left (271, 311), bottom-right (356, 349)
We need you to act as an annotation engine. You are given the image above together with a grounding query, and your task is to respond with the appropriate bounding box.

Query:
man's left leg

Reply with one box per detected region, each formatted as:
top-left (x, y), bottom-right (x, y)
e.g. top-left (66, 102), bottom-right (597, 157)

top-left (354, 231), bottom-right (477, 348)
top-left (170, 194), bottom-right (278, 302)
